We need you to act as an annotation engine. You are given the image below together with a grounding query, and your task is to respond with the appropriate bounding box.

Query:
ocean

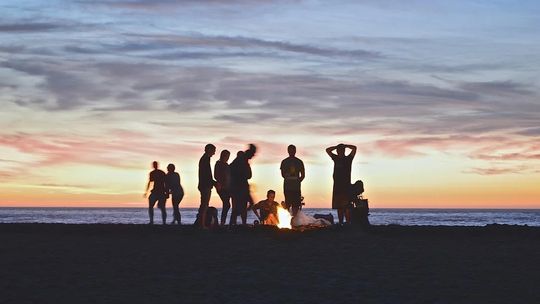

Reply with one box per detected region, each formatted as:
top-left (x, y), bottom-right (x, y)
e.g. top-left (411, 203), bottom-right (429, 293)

top-left (0, 207), bottom-right (539, 226)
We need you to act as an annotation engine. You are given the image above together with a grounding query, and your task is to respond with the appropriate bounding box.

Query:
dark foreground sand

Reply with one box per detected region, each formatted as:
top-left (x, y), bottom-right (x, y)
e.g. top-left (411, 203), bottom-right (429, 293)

top-left (1, 224), bottom-right (539, 304)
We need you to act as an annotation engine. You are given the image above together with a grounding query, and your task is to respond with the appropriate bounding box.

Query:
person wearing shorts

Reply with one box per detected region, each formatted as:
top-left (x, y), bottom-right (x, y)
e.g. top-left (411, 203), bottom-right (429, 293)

top-left (166, 163), bottom-right (184, 225)
top-left (145, 161), bottom-right (167, 225)
top-left (280, 145), bottom-right (305, 216)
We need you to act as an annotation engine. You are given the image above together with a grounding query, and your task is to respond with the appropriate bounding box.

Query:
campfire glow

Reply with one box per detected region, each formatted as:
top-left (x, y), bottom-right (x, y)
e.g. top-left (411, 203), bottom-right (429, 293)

top-left (276, 205), bottom-right (292, 229)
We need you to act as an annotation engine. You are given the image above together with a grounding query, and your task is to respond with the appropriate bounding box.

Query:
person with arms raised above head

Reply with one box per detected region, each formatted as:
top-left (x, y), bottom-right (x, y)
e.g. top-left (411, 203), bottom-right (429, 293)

top-left (198, 144), bottom-right (217, 229)
top-left (214, 149), bottom-right (231, 225)
top-left (326, 143), bottom-right (357, 225)
top-left (165, 163), bottom-right (184, 225)
top-left (280, 144), bottom-right (305, 216)
top-left (144, 161), bottom-right (167, 225)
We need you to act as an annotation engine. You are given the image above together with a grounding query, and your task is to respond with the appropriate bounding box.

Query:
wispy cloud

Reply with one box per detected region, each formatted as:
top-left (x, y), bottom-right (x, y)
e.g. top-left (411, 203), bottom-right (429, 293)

top-left (0, 22), bottom-right (64, 32)
top-left (465, 166), bottom-right (530, 176)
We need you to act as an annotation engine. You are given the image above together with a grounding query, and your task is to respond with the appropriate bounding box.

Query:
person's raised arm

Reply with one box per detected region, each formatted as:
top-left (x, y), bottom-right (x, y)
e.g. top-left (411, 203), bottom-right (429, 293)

top-left (326, 145), bottom-right (337, 158)
top-left (347, 144), bottom-right (357, 158)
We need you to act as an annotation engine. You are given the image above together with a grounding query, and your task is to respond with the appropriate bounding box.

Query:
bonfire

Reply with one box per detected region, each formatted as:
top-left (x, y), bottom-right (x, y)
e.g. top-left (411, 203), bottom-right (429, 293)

top-left (276, 205), bottom-right (292, 229)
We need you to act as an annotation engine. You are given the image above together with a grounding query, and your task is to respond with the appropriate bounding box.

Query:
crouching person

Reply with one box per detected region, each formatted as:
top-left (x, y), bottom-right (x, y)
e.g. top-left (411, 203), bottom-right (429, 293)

top-left (250, 190), bottom-right (280, 225)
top-left (194, 206), bottom-right (219, 229)
top-left (349, 180), bottom-right (370, 227)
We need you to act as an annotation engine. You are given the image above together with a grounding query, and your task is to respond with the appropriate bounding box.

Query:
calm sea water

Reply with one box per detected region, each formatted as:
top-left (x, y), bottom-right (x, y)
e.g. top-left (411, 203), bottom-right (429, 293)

top-left (0, 208), bottom-right (539, 226)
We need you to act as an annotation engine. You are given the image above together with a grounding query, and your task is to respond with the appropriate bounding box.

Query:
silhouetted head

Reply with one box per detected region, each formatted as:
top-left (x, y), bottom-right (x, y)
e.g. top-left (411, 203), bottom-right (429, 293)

top-left (167, 163), bottom-right (175, 173)
top-left (267, 189), bottom-right (276, 201)
top-left (351, 180), bottom-right (364, 196)
top-left (287, 144), bottom-right (296, 157)
top-left (220, 150), bottom-right (230, 162)
top-left (337, 144), bottom-right (346, 156)
top-left (205, 144), bottom-right (216, 157)
top-left (152, 161), bottom-right (158, 169)
top-left (245, 143), bottom-right (257, 159)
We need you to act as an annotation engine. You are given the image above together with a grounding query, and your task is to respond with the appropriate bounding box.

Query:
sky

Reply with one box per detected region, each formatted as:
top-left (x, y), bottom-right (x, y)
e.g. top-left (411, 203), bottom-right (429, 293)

top-left (1, 0), bottom-right (539, 208)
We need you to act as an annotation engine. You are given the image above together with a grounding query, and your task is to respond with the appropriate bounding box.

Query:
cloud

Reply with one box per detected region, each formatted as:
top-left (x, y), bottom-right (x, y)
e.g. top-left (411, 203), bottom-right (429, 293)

top-left (90, 33), bottom-right (382, 61)
top-left (356, 135), bottom-right (506, 158)
top-left (459, 80), bottom-right (534, 96)
top-left (473, 153), bottom-right (540, 161)
top-left (84, 0), bottom-right (298, 10)
top-left (465, 165), bottom-right (534, 175)
top-left (37, 183), bottom-right (92, 190)
top-left (0, 23), bottom-right (64, 32)
top-left (0, 131), bottom-right (200, 170)
top-left (4, 55), bottom-right (538, 142)
top-left (516, 128), bottom-right (540, 136)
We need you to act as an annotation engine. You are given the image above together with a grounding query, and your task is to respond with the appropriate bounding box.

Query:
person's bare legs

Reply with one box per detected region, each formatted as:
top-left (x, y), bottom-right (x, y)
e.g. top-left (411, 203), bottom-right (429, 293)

top-left (148, 193), bottom-right (157, 224)
top-left (229, 194), bottom-right (237, 226)
top-left (292, 205), bottom-right (300, 216)
top-left (337, 208), bottom-right (345, 225)
top-left (198, 188), bottom-right (211, 228)
top-left (158, 199), bottom-right (167, 225)
top-left (241, 203), bottom-right (247, 225)
top-left (148, 206), bottom-right (154, 224)
top-left (219, 191), bottom-right (231, 225)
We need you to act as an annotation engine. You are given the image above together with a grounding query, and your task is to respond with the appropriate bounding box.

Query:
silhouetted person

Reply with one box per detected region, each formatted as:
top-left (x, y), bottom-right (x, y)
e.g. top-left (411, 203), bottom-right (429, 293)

top-left (195, 206), bottom-right (219, 229)
top-left (198, 144), bottom-right (217, 229)
top-left (166, 163), bottom-right (184, 225)
top-left (250, 189), bottom-right (279, 225)
top-left (144, 161), bottom-right (167, 225)
top-left (280, 144), bottom-right (305, 216)
top-left (206, 207), bottom-right (219, 229)
top-left (349, 180), bottom-right (370, 227)
top-left (215, 150), bottom-right (231, 225)
top-left (326, 144), bottom-right (357, 225)
top-left (229, 144), bottom-right (257, 225)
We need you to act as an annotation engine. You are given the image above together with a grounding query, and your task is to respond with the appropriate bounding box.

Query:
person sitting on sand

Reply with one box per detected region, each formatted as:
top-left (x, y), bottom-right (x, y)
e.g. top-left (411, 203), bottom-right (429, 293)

top-left (249, 190), bottom-right (280, 226)
top-left (166, 163), bottom-right (184, 225)
top-left (326, 144), bottom-right (357, 225)
top-left (144, 161), bottom-right (167, 225)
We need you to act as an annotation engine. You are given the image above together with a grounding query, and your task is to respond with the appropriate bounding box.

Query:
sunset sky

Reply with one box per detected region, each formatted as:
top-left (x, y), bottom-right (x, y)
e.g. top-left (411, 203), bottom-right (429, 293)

top-left (1, 0), bottom-right (539, 208)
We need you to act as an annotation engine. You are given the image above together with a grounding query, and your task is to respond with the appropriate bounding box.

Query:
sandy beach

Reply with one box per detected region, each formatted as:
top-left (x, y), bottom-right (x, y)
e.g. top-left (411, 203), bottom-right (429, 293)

top-left (1, 224), bottom-right (539, 304)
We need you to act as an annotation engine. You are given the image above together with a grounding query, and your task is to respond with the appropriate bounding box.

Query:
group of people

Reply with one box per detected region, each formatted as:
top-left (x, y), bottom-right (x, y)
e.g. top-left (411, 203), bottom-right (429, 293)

top-left (144, 143), bottom-right (357, 227)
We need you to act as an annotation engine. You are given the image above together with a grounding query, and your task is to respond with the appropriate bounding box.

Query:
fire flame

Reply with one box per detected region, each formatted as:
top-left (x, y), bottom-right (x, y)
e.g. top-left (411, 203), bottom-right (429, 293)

top-left (276, 205), bottom-right (292, 229)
